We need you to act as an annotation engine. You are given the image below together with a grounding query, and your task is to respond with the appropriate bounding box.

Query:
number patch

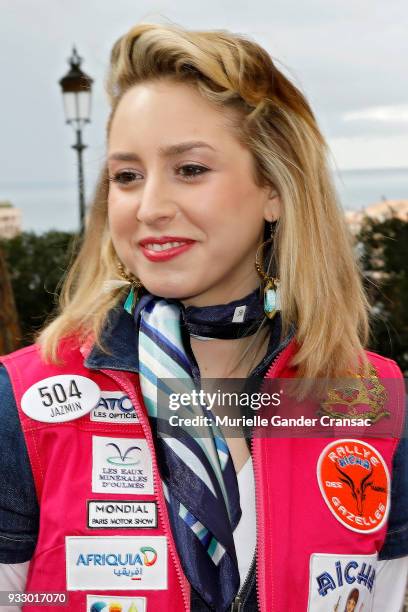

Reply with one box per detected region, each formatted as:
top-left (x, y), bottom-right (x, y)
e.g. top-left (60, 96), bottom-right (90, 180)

top-left (21, 375), bottom-right (101, 423)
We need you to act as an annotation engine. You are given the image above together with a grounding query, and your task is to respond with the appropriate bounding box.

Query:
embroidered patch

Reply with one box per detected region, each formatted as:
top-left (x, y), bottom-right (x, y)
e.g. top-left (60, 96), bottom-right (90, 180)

top-left (87, 500), bottom-right (157, 529)
top-left (92, 436), bottom-right (154, 495)
top-left (87, 595), bottom-right (147, 612)
top-left (21, 375), bottom-right (100, 423)
top-left (319, 363), bottom-right (389, 423)
top-left (90, 391), bottom-right (139, 424)
top-left (66, 536), bottom-right (167, 590)
top-left (317, 439), bottom-right (390, 533)
top-left (307, 553), bottom-right (377, 611)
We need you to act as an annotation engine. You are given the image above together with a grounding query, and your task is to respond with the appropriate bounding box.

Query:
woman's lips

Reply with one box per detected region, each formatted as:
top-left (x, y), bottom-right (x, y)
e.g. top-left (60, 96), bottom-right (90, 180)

top-left (139, 240), bottom-right (196, 262)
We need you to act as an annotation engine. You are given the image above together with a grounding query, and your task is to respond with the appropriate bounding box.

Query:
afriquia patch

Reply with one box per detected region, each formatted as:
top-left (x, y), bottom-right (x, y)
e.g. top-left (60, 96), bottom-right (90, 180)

top-left (66, 536), bottom-right (167, 590)
top-left (21, 375), bottom-right (100, 423)
top-left (317, 439), bottom-right (389, 533)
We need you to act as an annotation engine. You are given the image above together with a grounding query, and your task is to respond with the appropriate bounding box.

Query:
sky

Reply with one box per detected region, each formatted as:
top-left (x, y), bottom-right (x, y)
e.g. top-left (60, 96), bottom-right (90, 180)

top-left (1, 0), bottom-right (407, 195)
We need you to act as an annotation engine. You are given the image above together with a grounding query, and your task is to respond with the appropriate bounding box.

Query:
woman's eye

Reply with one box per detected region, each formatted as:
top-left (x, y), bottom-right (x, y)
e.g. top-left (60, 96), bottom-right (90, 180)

top-left (109, 165), bottom-right (208, 185)
top-left (109, 170), bottom-right (142, 185)
top-left (176, 164), bottom-right (209, 180)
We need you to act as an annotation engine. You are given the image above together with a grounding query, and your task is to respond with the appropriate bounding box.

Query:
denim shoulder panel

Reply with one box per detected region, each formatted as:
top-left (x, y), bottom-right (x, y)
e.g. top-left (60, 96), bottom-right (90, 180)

top-left (0, 367), bottom-right (39, 563)
top-left (379, 399), bottom-right (408, 560)
top-left (85, 304), bottom-right (139, 373)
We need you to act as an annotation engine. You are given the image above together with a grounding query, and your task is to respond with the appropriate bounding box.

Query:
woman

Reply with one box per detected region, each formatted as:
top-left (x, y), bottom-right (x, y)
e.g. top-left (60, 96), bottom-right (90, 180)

top-left (0, 23), bottom-right (407, 612)
top-left (344, 588), bottom-right (359, 612)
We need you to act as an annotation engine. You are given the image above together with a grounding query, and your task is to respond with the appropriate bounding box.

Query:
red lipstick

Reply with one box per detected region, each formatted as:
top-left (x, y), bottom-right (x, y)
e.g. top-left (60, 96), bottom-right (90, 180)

top-left (139, 236), bottom-right (196, 262)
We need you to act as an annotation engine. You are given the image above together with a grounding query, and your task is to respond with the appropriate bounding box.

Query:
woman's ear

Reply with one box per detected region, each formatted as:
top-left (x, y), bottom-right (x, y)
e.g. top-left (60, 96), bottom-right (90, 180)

top-left (264, 188), bottom-right (281, 223)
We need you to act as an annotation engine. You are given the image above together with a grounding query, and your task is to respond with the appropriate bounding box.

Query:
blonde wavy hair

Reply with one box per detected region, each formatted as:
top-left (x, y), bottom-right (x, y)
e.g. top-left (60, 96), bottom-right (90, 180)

top-left (38, 22), bottom-right (370, 383)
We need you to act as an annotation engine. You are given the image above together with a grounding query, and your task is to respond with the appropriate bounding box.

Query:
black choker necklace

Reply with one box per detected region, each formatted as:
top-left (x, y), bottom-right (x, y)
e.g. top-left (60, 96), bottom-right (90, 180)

top-left (180, 288), bottom-right (265, 340)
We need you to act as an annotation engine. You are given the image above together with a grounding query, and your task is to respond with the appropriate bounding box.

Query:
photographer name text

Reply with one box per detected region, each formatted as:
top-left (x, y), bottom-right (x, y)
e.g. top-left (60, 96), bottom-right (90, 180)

top-left (168, 415), bottom-right (372, 428)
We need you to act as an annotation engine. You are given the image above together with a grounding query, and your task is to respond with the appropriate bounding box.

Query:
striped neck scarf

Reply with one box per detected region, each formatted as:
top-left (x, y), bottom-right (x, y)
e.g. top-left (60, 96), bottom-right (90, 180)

top-left (131, 292), bottom-right (242, 611)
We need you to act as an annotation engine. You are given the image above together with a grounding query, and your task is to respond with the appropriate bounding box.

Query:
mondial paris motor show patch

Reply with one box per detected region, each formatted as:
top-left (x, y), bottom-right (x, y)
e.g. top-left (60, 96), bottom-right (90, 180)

top-left (307, 553), bottom-right (377, 611)
top-left (317, 439), bottom-right (390, 533)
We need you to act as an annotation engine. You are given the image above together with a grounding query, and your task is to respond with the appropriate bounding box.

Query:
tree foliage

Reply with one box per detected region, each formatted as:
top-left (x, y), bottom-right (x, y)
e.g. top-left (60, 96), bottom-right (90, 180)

top-left (0, 231), bottom-right (79, 345)
top-left (357, 213), bottom-right (408, 374)
top-left (0, 245), bottom-right (21, 353)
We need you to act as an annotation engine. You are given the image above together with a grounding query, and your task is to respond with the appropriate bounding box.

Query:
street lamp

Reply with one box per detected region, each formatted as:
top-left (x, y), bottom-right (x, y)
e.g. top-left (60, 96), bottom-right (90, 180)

top-left (59, 47), bottom-right (93, 234)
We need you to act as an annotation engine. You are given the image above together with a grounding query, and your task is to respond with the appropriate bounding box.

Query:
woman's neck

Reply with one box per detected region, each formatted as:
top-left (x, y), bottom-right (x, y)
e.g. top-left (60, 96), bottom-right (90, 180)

top-left (190, 328), bottom-right (269, 379)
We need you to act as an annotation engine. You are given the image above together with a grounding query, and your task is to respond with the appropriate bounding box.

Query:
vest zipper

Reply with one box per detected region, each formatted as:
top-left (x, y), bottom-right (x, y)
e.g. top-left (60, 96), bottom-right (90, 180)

top-left (231, 357), bottom-right (277, 612)
top-left (252, 432), bottom-right (266, 612)
top-left (252, 337), bottom-right (295, 612)
top-left (230, 595), bottom-right (242, 611)
top-left (230, 551), bottom-right (256, 611)
top-left (101, 369), bottom-right (190, 612)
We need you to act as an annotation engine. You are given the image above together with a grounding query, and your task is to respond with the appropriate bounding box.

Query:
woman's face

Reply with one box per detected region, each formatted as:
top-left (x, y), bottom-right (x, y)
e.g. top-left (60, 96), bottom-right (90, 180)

top-left (107, 80), bottom-right (279, 306)
top-left (346, 597), bottom-right (357, 612)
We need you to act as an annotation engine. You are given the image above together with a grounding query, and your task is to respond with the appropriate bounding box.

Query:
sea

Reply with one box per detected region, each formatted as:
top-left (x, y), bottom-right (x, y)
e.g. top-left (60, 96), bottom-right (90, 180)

top-left (0, 167), bottom-right (407, 234)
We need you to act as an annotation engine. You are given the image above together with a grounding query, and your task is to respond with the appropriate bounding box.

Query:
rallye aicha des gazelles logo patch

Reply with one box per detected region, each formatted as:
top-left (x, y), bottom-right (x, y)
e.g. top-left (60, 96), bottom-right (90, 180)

top-left (317, 439), bottom-right (390, 533)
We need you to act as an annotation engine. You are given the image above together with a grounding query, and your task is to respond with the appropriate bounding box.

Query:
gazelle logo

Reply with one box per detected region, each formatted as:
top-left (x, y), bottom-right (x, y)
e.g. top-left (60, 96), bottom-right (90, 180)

top-left (317, 439), bottom-right (389, 533)
top-left (106, 443), bottom-right (142, 466)
top-left (335, 462), bottom-right (386, 516)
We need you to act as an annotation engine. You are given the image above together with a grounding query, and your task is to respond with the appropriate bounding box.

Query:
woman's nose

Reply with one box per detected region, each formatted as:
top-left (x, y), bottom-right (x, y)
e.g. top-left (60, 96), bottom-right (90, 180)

top-left (136, 176), bottom-right (178, 225)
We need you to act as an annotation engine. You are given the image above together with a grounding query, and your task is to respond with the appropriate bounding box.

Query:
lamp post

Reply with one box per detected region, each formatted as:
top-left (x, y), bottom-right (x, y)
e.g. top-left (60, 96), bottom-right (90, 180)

top-left (59, 47), bottom-right (93, 234)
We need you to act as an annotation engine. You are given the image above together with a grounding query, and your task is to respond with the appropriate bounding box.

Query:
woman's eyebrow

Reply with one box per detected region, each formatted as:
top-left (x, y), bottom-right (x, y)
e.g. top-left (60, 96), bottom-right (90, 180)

top-left (108, 141), bottom-right (217, 162)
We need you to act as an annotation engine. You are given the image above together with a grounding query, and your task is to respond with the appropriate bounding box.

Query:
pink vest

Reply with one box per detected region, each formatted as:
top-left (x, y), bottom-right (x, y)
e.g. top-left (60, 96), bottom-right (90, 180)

top-left (1, 338), bottom-right (404, 612)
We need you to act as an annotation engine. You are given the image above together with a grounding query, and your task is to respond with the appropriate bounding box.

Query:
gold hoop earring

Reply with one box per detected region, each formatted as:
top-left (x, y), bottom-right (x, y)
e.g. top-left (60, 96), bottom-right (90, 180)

top-left (116, 261), bottom-right (144, 315)
top-left (255, 225), bottom-right (280, 319)
top-left (116, 260), bottom-right (137, 284)
top-left (102, 258), bottom-right (144, 314)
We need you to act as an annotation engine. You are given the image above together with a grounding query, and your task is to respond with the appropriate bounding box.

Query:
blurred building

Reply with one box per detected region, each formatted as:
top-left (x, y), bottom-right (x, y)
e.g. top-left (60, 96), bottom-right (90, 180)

top-left (0, 201), bottom-right (22, 239)
top-left (345, 199), bottom-right (408, 233)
